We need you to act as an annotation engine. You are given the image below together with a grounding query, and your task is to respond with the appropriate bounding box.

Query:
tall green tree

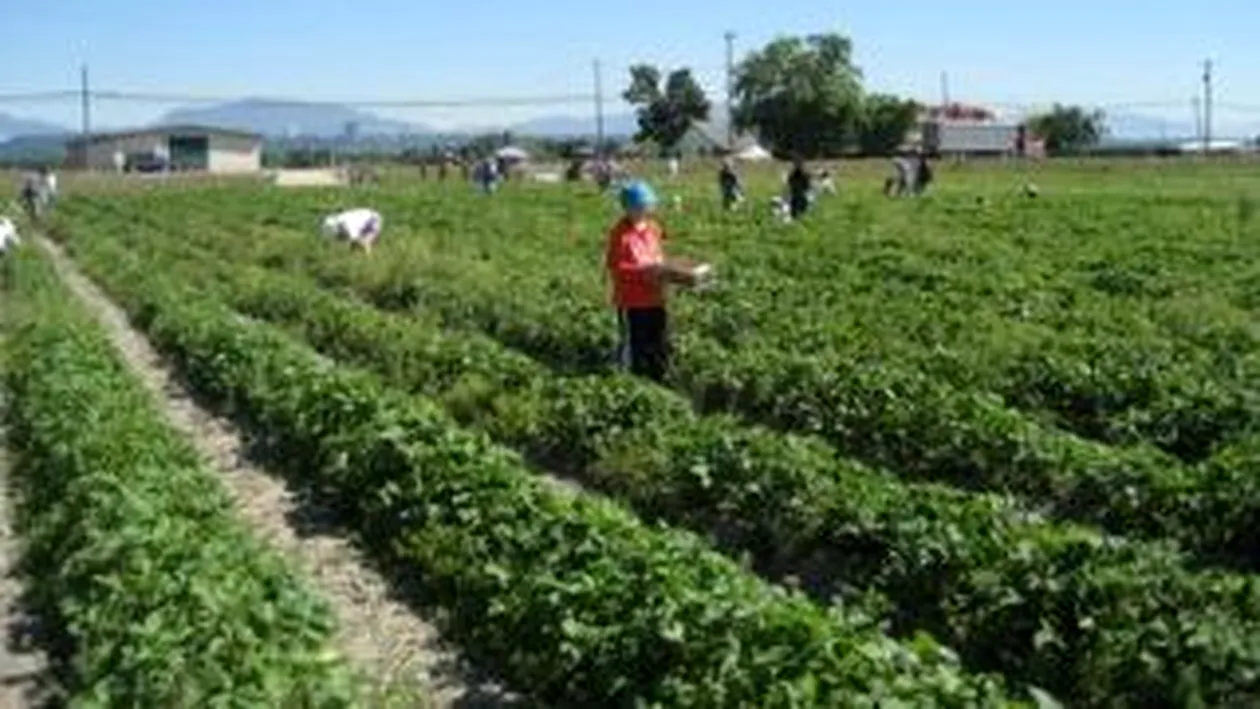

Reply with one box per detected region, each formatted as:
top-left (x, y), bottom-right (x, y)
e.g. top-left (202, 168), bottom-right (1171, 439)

top-left (1028, 104), bottom-right (1106, 153)
top-left (622, 65), bottom-right (711, 155)
top-left (859, 94), bottom-right (920, 156)
top-left (732, 34), bottom-right (864, 158)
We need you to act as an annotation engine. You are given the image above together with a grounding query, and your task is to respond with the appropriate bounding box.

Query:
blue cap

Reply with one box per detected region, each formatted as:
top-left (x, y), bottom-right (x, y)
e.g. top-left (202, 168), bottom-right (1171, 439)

top-left (619, 180), bottom-right (658, 211)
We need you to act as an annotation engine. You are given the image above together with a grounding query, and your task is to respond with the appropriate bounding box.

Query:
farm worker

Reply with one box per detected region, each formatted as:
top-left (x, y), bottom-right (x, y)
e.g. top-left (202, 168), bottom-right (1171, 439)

top-left (667, 155), bottom-right (680, 178)
top-left (321, 208), bottom-right (383, 254)
top-left (886, 151), bottom-right (932, 197)
top-left (605, 180), bottom-right (673, 383)
top-left (18, 172), bottom-right (42, 221)
top-left (815, 168), bottom-right (836, 196)
top-left (475, 157), bottom-right (499, 194)
top-left (786, 159), bottom-right (813, 219)
top-left (0, 217), bottom-right (20, 255)
top-left (885, 153), bottom-right (916, 197)
top-left (718, 159), bottom-right (743, 210)
top-left (915, 153), bottom-right (934, 194)
top-left (41, 167), bottom-right (58, 208)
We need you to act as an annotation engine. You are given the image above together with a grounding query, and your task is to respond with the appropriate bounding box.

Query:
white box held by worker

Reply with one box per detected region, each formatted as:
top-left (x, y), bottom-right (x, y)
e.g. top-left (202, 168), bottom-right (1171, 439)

top-left (662, 258), bottom-right (714, 287)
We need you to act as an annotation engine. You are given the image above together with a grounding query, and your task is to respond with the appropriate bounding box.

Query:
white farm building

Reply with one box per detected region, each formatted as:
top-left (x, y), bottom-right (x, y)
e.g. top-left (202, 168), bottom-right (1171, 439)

top-left (65, 125), bottom-right (263, 173)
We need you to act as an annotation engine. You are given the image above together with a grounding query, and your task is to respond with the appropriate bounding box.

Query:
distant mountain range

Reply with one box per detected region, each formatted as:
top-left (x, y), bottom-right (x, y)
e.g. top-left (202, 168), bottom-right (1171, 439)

top-left (0, 112), bottom-right (68, 142)
top-left (3, 101), bottom-right (1257, 152)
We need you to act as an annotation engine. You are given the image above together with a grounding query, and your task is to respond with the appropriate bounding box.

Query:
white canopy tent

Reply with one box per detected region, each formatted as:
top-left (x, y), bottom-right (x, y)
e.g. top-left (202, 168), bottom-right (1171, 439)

top-left (734, 143), bottom-right (772, 161)
top-left (495, 145), bottom-right (531, 161)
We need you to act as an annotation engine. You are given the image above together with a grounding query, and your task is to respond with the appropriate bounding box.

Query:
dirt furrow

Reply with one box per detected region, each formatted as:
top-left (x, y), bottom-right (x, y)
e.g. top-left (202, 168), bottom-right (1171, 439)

top-left (0, 434), bottom-right (51, 709)
top-left (35, 237), bottom-right (516, 708)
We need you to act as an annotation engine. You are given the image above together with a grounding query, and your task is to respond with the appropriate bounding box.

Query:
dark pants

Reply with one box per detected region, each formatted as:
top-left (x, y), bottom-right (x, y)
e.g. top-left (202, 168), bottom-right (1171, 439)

top-left (789, 193), bottom-right (809, 218)
top-left (618, 307), bottom-right (670, 382)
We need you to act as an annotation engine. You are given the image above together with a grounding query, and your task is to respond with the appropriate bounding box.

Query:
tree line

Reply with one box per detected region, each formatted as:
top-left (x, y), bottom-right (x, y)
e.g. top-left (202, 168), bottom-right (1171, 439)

top-left (624, 32), bottom-right (1106, 159)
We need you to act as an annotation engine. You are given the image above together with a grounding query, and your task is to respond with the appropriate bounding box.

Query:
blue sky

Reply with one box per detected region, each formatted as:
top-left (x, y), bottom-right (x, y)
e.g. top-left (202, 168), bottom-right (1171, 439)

top-left (3, 0), bottom-right (1260, 134)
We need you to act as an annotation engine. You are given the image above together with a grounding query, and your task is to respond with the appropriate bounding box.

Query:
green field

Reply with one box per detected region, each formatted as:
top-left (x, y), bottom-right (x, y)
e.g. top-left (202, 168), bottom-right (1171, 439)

top-left (9, 158), bottom-right (1260, 706)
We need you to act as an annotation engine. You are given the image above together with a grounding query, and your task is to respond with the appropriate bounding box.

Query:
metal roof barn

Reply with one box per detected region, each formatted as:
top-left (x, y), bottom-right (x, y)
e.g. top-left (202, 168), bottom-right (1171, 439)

top-left (64, 125), bottom-right (263, 173)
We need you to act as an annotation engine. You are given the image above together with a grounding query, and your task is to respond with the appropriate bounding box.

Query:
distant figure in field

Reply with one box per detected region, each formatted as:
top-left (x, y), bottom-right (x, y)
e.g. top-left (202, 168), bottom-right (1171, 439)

top-left (769, 196), bottom-right (792, 223)
top-left (718, 159), bottom-right (743, 210)
top-left (18, 172), bottom-right (43, 221)
top-left (475, 157), bottom-right (500, 194)
top-left (815, 168), bottom-right (836, 196)
top-left (321, 208), bottom-right (383, 254)
top-left (667, 155), bottom-right (680, 179)
top-left (885, 151), bottom-right (933, 197)
top-left (42, 167), bottom-right (58, 206)
top-left (786, 159), bottom-right (813, 219)
top-left (0, 216), bottom-right (21, 256)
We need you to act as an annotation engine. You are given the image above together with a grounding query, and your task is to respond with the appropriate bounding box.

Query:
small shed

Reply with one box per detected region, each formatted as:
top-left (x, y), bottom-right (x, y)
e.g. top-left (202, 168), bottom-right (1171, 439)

top-left (65, 125), bottom-right (263, 173)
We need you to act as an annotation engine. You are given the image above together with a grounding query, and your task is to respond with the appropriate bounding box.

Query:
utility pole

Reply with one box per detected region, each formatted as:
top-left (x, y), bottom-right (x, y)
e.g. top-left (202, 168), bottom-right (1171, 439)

top-left (1202, 59), bottom-right (1213, 153)
top-left (80, 64), bottom-right (91, 138)
top-left (1192, 95), bottom-right (1203, 149)
top-left (724, 31), bottom-right (736, 151)
top-left (593, 59), bottom-right (605, 158)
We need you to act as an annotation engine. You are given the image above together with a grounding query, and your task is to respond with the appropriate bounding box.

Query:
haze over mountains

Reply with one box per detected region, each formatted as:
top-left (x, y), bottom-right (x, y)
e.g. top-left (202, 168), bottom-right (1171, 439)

top-left (0, 99), bottom-right (1251, 145)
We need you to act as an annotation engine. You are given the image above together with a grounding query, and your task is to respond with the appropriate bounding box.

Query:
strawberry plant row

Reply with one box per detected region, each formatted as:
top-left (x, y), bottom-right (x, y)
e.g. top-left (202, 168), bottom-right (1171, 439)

top-left (183, 186), bottom-right (1260, 462)
top-left (71, 200), bottom-right (1260, 573)
top-left (69, 225), bottom-right (1260, 708)
top-left (0, 249), bottom-right (359, 706)
top-left (59, 225), bottom-right (1027, 707)
top-left (65, 191), bottom-right (1260, 463)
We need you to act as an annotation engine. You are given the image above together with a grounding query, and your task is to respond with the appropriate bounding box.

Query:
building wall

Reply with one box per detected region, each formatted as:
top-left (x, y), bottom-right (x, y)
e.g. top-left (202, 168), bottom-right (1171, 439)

top-left (207, 134), bottom-right (262, 173)
top-left (67, 131), bottom-right (262, 172)
top-left (68, 134), bottom-right (168, 170)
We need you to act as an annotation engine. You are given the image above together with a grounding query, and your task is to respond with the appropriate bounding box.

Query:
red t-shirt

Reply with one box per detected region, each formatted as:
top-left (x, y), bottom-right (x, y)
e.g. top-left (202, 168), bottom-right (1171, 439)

top-left (605, 216), bottom-right (665, 309)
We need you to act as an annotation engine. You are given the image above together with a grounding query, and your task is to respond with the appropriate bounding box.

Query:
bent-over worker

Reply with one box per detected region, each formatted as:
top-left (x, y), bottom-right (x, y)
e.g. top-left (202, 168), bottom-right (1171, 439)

top-left (321, 208), bottom-right (383, 254)
top-left (0, 217), bottom-right (20, 255)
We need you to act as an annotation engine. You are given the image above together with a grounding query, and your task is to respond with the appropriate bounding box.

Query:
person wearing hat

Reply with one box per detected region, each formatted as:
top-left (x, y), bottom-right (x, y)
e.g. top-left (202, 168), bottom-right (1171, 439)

top-left (605, 180), bottom-right (674, 382)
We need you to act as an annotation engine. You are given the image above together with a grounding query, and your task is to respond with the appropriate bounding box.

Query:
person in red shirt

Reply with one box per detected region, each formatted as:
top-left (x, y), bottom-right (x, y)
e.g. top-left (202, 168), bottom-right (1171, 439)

top-left (606, 180), bottom-right (671, 382)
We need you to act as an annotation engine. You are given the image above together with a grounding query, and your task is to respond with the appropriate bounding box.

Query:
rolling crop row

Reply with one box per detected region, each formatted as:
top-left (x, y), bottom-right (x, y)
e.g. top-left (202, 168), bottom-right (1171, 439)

top-left (51, 222), bottom-right (1027, 707)
top-left (0, 250), bottom-right (360, 706)
top-left (108, 186), bottom-right (1260, 463)
top-left (58, 206), bottom-right (1260, 707)
top-left (55, 195), bottom-right (1260, 572)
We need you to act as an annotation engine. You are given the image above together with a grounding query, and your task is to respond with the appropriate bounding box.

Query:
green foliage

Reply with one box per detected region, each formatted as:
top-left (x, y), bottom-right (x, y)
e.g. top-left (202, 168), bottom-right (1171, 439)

top-left (623, 64), bottom-right (711, 154)
top-left (59, 220), bottom-right (1023, 708)
top-left (733, 34), bottom-right (865, 158)
top-left (0, 250), bottom-right (358, 707)
top-left (1027, 104), bottom-right (1106, 154)
top-left (55, 192), bottom-right (1260, 708)
top-left (860, 94), bottom-right (921, 156)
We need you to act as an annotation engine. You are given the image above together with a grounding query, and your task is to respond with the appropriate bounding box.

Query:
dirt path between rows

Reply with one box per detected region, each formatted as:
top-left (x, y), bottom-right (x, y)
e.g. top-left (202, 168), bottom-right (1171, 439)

top-left (35, 237), bottom-right (518, 709)
top-left (0, 434), bottom-right (50, 709)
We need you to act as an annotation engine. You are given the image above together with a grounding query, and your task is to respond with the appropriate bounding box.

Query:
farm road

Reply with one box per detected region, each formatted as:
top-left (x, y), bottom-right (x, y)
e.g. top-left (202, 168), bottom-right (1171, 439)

top-left (35, 236), bottom-right (518, 709)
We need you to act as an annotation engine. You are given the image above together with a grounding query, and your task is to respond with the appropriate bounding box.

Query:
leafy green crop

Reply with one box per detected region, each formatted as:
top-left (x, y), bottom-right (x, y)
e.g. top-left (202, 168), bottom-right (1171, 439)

top-left (59, 227), bottom-right (1027, 707)
top-left (0, 249), bottom-right (358, 707)
top-left (55, 192), bottom-right (1260, 572)
top-left (65, 220), bottom-right (1260, 708)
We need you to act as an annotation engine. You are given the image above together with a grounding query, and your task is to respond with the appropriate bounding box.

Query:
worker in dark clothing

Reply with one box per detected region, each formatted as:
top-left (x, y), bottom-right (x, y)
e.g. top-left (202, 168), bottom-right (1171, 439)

top-left (915, 153), bottom-right (934, 194)
top-left (786, 159), bottom-right (812, 220)
top-left (19, 172), bottom-right (41, 221)
top-left (718, 159), bottom-right (743, 210)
